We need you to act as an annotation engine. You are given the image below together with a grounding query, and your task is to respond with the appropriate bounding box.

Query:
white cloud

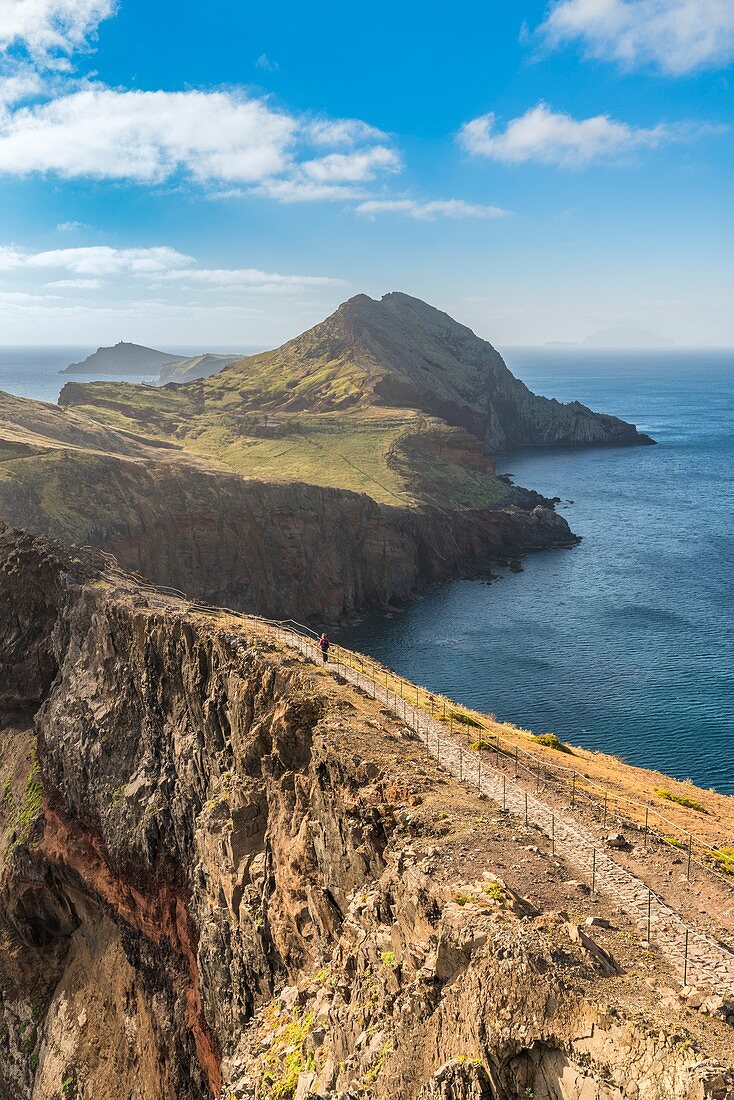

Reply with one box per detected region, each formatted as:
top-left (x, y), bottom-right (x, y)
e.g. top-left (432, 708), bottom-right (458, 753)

top-left (46, 277), bottom-right (101, 287)
top-left (56, 219), bottom-right (89, 231)
top-left (458, 103), bottom-right (712, 166)
top-left (0, 82), bottom-right (402, 199)
top-left (156, 267), bottom-right (343, 292)
top-left (0, 244), bottom-right (192, 275)
top-left (0, 0), bottom-right (116, 62)
top-left (255, 53), bottom-right (279, 73)
top-left (0, 243), bottom-right (343, 297)
top-left (0, 65), bottom-right (44, 107)
top-left (355, 198), bottom-right (509, 220)
top-left (308, 118), bottom-right (387, 147)
top-left (301, 146), bottom-right (400, 183)
top-left (253, 178), bottom-right (369, 203)
top-left (0, 87), bottom-right (296, 182)
top-left (0, 289), bottom-right (61, 302)
top-left (539, 0), bottom-right (734, 75)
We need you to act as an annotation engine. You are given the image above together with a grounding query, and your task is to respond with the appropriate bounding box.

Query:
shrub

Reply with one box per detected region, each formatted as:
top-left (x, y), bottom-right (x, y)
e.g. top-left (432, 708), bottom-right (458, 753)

top-left (532, 733), bottom-right (573, 755)
top-left (654, 788), bottom-right (708, 814)
top-left (481, 882), bottom-right (504, 902)
top-left (449, 710), bottom-right (483, 729)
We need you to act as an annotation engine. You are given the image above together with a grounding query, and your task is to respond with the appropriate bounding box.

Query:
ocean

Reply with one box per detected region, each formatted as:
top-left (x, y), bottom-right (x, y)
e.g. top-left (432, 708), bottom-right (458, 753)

top-left (344, 348), bottom-right (734, 795)
top-left (1, 345), bottom-right (732, 793)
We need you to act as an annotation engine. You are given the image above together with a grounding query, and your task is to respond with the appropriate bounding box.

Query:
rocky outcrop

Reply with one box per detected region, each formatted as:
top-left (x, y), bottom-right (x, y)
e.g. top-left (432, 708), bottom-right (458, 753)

top-left (0, 450), bottom-right (575, 622)
top-left (0, 529), bottom-right (731, 1100)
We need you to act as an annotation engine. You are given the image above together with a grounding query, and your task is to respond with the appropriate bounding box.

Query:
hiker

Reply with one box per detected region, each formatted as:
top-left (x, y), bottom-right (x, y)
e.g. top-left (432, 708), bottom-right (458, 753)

top-left (318, 632), bottom-right (331, 662)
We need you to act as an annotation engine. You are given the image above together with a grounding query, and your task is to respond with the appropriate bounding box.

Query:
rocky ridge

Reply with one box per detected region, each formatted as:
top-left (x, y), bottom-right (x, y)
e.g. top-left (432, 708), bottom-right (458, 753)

top-left (1, 527), bottom-right (732, 1100)
top-left (0, 293), bottom-right (654, 622)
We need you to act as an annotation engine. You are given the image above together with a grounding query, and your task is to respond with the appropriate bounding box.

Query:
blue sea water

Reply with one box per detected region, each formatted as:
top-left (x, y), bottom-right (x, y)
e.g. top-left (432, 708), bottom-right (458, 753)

top-left (343, 348), bottom-right (734, 795)
top-left (2, 345), bottom-right (733, 793)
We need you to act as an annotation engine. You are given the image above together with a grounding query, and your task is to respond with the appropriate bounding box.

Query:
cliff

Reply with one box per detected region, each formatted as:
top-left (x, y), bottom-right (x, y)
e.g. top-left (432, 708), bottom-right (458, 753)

top-left (0, 411), bottom-right (574, 621)
top-left (61, 341), bottom-right (185, 376)
top-left (0, 528), bottom-right (731, 1100)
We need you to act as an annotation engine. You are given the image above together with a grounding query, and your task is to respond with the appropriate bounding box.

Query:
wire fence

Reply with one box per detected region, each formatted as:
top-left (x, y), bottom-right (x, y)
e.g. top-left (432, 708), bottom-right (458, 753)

top-left (77, 548), bottom-right (734, 990)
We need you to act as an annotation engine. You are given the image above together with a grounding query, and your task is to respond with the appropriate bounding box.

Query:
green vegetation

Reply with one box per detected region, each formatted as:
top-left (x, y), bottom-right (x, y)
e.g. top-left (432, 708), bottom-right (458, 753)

top-left (380, 950), bottom-right (396, 969)
top-left (449, 711), bottom-right (483, 730)
top-left (481, 882), bottom-right (505, 902)
top-left (361, 1042), bottom-right (393, 1089)
top-left (661, 835), bottom-right (685, 849)
top-left (109, 784), bottom-right (126, 809)
top-left (654, 787), bottom-right (708, 814)
top-left (17, 751), bottom-right (43, 844)
top-left (531, 733), bottom-right (574, 755)
top-left (711, 847), bottom-right (734, 876)
top-left (1, 778), bottom-right (13, 812)
top-left (260, 1009), bottom-right (315, 1100)
top-left (48, 296), bottom-right (516, 511)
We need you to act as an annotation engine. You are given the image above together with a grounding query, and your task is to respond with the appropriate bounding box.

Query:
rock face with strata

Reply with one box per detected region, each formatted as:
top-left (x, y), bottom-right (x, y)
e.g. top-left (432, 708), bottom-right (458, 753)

top-left (0, 528), bottom-right (730, 1100)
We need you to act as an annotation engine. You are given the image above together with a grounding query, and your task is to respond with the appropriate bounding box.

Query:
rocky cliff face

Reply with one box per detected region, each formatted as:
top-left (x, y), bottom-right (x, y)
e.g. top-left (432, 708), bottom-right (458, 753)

top-left (1, 528), bottom-right (731, 1100)
top-left (0, 448), bottom-right (574, 623)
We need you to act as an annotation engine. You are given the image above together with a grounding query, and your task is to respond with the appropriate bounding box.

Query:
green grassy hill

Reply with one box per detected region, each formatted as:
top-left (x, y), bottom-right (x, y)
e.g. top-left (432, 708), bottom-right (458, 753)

top-left (56, 291), bottom-right (651, 511)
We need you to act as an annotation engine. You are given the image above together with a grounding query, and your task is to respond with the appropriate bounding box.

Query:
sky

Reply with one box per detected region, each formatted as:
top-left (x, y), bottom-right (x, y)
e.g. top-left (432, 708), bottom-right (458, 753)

top-left (0, 0), bottom-right (732, 348)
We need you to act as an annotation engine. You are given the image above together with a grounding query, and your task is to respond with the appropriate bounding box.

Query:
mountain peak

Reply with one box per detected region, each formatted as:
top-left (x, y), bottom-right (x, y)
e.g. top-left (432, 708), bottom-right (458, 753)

top-left (191, 291), bottom-right (652, 449)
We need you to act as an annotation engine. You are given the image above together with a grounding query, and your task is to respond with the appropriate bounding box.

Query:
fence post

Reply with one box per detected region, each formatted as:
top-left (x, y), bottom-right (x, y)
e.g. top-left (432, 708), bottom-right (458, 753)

top-left (459, 747), bottom-right (463, 782)
top-left (603, 793), bottom-right (608, 829)
top-left (644, 808), bottom-right (649, 848)
top-left (686, 834), bottom-right (692, 882)
top-left (514, 746), bottom-right (519, 779)
top-left (571, 773), bottom-right (576, 808)
top-left (524, 791), bottom-right (529, 828)
top-left (478, 755), bottom-right (482, 793)
top-left (495, 736), bottom-right (500, 766)
top-left (592, 849), bottom-right (596, 896)
top-left (684, 929), bottom-right (689, 986)
top-left (536, 760), bottom-right (541, 793)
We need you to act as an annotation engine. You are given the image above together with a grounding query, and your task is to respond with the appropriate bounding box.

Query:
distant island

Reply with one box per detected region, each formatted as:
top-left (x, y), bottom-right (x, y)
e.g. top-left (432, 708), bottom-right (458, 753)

top-left (582, 327), bottom-right (673, 348)
top-left (60, 341), bottom-right (246, 383)
top-left (61, 341), bottom-right (185, 376)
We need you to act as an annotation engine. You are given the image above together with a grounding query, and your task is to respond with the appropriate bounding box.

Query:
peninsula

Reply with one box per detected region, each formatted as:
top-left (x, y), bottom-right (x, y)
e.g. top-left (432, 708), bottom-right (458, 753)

top-left (0, 292), bottom-right (653, 621)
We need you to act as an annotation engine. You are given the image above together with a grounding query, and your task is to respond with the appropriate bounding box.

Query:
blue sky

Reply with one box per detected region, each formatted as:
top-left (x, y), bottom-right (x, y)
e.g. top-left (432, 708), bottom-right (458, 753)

top-left (0, 0), bottom-right (732, 347)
